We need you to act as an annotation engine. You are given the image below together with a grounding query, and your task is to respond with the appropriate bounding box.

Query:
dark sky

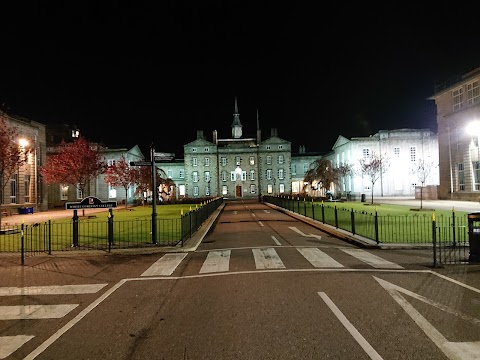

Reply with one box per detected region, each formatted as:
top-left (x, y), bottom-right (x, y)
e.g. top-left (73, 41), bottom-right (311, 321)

top-left (2, 2), bottom-right (480, 158)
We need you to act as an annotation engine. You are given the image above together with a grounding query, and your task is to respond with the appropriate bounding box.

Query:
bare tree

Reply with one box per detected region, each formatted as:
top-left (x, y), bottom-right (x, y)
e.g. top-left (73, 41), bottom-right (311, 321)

top-left (410, 158), bottom-right (437, 210)
top-left (358, 152), bottom-right (390, 204)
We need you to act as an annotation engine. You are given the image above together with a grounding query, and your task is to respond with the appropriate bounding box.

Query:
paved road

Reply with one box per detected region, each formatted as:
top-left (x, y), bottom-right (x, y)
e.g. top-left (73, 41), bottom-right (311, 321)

top-left (1, 200), bottom-right (479, 359)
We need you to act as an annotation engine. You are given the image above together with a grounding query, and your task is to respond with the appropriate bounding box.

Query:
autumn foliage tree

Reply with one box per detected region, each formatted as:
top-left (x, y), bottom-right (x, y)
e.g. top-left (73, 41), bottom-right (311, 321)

top-left (130, 165), bottom-right (166, 205)
top-left (40, 136), bottom-right (106, 200)
top-left (103, 155), bottom-right (135, 210)
top-left (0, 113), bottom-right (31, 226)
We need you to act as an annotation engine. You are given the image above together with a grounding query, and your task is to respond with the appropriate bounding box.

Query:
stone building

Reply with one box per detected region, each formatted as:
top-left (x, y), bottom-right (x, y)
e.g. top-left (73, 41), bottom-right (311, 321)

top-left (1, 111), bottom-right (47, 214)
top-left (323, 129), bottom-right (439, 198)
top-left (430, 66), bottom-right (480, 201)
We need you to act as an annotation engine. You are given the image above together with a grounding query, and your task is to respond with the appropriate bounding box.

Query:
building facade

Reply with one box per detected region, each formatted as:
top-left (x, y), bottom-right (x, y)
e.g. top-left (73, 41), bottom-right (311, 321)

top-left (431, 66), bottom-right (480, 201)
top-left (324, 129), bottom-right (439, 198)
top-left (1, 111), bottom-right (47, 215)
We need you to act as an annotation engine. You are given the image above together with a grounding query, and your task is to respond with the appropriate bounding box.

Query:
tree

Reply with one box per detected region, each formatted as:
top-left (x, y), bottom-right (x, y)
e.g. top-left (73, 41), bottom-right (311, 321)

top-left (0, 114), bottom-right (31, 226)
top-left (410, 159), bottom-right (437, 210)
top-left (40, 136), bottom-right (106, 201)
top-left (103, 155), bottom-right (136, 210)
top-left (303, 158), bottom-right (338, 197)
top-left (358, 152), bottom-right (390, 204)
top-left (130, 165), bottom-right (166, 205)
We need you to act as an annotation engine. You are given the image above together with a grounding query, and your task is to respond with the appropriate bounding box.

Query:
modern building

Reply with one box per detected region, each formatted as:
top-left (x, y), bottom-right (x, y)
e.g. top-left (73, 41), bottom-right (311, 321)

top-left (430, 66), bottom-right (480, 201)
top-left (0, 111), bottom-right (47, 215)
top-left (323, 129), bottom-right (439, 199)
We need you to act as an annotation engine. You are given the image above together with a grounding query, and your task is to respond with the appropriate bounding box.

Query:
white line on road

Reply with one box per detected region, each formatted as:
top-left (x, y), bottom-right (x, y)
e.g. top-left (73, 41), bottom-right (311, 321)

top-left (318, 292), bottom-right (384, 360)
top-left (289, 226), bottom-right (322, 241)
top-left (263, 210), bottom-right (270, 213)
top-left (252, 248), bottom-right (285, 269)
top-left (0, 284), bottom-right (107, 297)
top-left (0, 335), bottom-right (34, 359)
top-left (0, 304), bottom-right (78, 320)
top-left (341, 248), bottom-right (403, 269)
top-left (271, 236), bottom-right (282, 246)
top-left (200, 250), bottom-right (231, 273)
top-left (141, 253), bottom-right (188, 276)
top-left (297, 247), bottom-right (344, 268)
top-left (258, 221), bottom-right (264, 227)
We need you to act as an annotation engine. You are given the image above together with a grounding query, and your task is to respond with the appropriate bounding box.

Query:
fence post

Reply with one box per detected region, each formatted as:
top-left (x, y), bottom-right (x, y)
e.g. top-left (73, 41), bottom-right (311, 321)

top-left (321, 201), bottom-right (325, 223)
top-left (452, 207), bottom-right (456, 247)
top-left (351, 208), bottom-right (355, 235)
top-left (72, 209), bottom-right (79, 247)
top-left (432, 212), bottom-right (437, 267)
top-left (48, 219), bottom-right (52, 255)
top-left (334, 205), bottom-right (338, 228)
top-left (375, 209), bottom-right (379, 244)
top-left (311, 199), bottom-right (315, 220)
top-left (21, 223), bottom-right (25, 266)
top-left (108, 208), bottom-right (114, 252)
top-left (304, 198), bottom-right (306, 216)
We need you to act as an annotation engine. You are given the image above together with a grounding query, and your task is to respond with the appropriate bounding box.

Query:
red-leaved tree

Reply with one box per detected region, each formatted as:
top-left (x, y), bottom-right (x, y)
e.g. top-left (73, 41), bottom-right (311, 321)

top-left (0, 113), bottom-right (31, 226)
top-left (40, 136), bottom-right (106, 201)
top-left (103, 155), bottom-right (135, 210)
top-left (130, 165), bottom-right (167, 205)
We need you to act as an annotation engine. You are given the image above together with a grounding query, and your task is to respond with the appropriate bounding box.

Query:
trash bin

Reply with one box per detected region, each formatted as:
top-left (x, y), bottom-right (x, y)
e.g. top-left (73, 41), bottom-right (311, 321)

top-left (361, 194), bottom-right (366, 202)
top-left (17, 207), bottom-right (33, 215)
top-left (468, 212), bottom-right (480, 262)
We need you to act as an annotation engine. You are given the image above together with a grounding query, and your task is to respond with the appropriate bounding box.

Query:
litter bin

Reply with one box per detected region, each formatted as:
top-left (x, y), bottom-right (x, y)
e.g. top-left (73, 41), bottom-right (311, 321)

top-left (467, 212), bottom-right (480, 262)
top-left (361, 194), bottom-right (366, 202)
top-left (17, 207), bottom-right (33, 215)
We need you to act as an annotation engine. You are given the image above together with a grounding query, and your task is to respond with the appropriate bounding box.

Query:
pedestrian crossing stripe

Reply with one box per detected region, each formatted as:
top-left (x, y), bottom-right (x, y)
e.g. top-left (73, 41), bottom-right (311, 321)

top-left (141, 247), bottom-right (403, 276)
top-left (0, 304), bottom-right (79, 320)
top-left (0, 284), bottom-right (108, 297)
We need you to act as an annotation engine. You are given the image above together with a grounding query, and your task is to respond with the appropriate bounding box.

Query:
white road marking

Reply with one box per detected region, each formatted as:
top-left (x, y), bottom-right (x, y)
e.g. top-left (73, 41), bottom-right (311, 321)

top-left (263, 210), bottom-right (270, 213)
top-left (141, 253), bottom-right (188, 276)
top-left (233, 211), bottom-right (237, 214)
top-left (0, 335), bottom-right (34, 359)
top-left (258, 221), bottom-right (264, 227)
top-left (0, 304), bottom-right (78, 320)
top-left (252, 248), bottom-right (285, 269)
top-left (341, 248), bottom-right (403, 269)
top-left (0, 284), bottom-right (107, 296)
top-left (289, 226), bottom-right (322, 241)
top-left (200, 250), bottom-right (230, 273)
top-left (374, 277), bottom-right (480, 360)
top-left (318, 292), bottom-right (384, 360)
top-left (298, 247), bottom-right (344, 268)
top-left (271, 236), bottom-right (282, 246)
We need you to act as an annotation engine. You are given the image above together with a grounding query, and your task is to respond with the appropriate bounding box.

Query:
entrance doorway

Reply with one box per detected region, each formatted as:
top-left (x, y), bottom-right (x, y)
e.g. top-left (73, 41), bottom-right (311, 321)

top-left (235, 185), bottom-right (242, 197)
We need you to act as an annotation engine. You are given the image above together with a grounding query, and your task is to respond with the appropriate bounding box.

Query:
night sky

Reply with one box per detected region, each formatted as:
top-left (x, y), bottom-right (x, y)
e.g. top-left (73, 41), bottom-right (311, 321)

top-left (2, 2), bottom-right (480, 159)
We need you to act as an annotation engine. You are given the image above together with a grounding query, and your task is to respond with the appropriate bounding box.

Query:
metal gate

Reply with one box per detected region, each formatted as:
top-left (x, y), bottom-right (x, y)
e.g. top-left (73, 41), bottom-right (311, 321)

top-left (434, 225), bottom-right (469, 266)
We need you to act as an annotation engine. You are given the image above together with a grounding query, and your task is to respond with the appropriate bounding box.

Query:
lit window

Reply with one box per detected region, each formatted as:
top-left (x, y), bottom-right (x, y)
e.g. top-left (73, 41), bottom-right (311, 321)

top-left (193, 171), bottom-right (198, 182)
top-left (249, 156), bottom-right (255, 165)
top-left (192, 158), bottom-right (198, 166)
top-left (167, 170), bottom-right (173, 178)
top-left (453, 87), bottom-right (463, 111)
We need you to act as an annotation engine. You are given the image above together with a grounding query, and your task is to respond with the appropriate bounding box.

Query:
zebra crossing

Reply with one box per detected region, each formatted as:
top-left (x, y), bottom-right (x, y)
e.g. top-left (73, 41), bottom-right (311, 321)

top-left (0, 283), bottom-right (107, 359)
top-left (141, 247), bottom-right (404, 277)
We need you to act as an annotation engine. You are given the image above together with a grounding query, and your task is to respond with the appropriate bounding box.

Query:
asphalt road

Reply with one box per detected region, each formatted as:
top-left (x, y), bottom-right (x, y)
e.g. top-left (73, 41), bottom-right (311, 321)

top-left (1, 200), bottom-right (479, 359)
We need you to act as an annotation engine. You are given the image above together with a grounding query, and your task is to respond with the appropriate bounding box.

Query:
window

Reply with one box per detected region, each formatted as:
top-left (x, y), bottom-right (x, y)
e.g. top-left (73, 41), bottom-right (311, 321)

top-left (60, 184), bottom-right (68, 200)
top-left (230, 172), bottom-right (236, 181)
top-left (279, 183), bottom-right (285, 193)
top-left (266, 145), bottom-right (271, 150)
top-left (192, 148), bottom-right (197, 152)
top-left (474, 161), bottom-right (480, 190)
top-left (266, 155), bottom-right (272, 165)
top-left (107, 159), bottom-right (116, 166)
top-left (452, 87), bottom-right (463, 111)
top-left (278, 145), bottom-right (283, 150)
top-left (411, 183), bottom-right (417, 189)
top-left (362, 148), bottom-right (370, 160)
top-left (241, 171), bottom-right (247, 181)
top-left (179, 185), bottom-right (185, 196)
top-left (249, 170), bottom-right (255, 181)
top-left (108, 184), bottom-right (116, 198)
top-left (222, 185), bottom-right (228, 195)
top-left (267, 184), bottom-right (273, 194)
top-left (250, 184), bottom-right (256, 194)
top-left (410, 146), bottom-right (416, 162)
top-left (303, 163), bottom-right (308, 173)
top-left (179, 170), bottom-right (185, 179)
top-left (193, 186), bottom-right (199, 196)
top-left (467, 81), bottom-right (480, 105)
top-left (76, 185), bottom-right (82, 200)
top-left (278, 155), bottom-right (284, 164)
top-left (394, 147), bottom-right (400, 158)
top-left (24, 175), bottom-right (31, 203)
top-left (193, 171), bottom-right (199, 182)
top-left (221, 171), bottom-right (228, 182)
top-left (167, 170), bottom-right (173, 178)
top-left (204, 158), bottom-right (210, 166)
top-left (278, 168), bottom-right (284, 180)
top-left (205, 185), bottom-right (210, 196)
top-left (458, 163), bottom-right (465, 191)
top-left (192, 157), bottom-right (198, 166)
top-left (204, 147), bottom-right (210, 152)
top-left (266, 169), bottom-right (272, 180)
top-left (204, 171), bottom-right (210, 182)
top-left (292, 163), bottom-right (296, 175)
top-left (249, 156), bottom-right (255, 165)
top-left (235, 156), bottom-right (241, 166)
top-left (221, 157), bottom-right (227, 166)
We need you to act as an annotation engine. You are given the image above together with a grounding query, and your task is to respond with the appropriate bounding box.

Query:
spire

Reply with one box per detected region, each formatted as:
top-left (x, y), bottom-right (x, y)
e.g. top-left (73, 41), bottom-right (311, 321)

top-left (232, 97), bottom-right (242, 138)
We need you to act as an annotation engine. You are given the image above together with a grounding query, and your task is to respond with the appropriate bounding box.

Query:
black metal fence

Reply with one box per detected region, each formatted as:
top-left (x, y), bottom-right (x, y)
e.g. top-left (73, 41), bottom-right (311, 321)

top-left (0, 197), bottom-right (224, 263)
top-left (264, 195), bottom-right (471, 266)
